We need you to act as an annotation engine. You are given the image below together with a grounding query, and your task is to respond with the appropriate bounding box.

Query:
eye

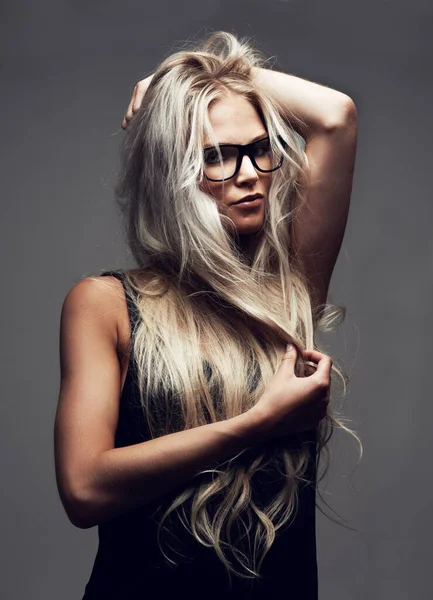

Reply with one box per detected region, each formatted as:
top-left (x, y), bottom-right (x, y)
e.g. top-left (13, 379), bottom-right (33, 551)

top-left (204, 146), bottom-right (238, 163)
top-left (204, 149), bottom-right (219, 164)
top-left (253, 139), bottom-right (271, 156)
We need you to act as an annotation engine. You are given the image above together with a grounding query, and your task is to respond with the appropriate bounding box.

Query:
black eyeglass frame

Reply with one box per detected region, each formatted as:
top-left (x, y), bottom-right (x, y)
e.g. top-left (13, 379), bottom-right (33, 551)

top-left (203, 135), bottom-right (285, 182)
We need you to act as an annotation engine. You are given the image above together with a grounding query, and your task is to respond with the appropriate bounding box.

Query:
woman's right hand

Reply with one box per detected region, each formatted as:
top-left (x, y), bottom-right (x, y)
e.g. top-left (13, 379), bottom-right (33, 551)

top-left (121, 74), bottom-right (154, 129)
top-left (249, 344), bottom-right (332, 440)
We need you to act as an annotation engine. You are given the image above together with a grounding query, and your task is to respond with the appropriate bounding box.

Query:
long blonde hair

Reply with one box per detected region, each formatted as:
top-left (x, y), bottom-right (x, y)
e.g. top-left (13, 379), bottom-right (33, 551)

top-left (90, 31), bottom-right (361, 586)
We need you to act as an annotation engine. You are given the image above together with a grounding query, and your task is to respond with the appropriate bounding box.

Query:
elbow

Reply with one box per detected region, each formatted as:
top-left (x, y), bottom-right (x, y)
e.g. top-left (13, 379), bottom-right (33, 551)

top-left (60, 484), bottom-right (98, 530)
top-left (68, 507), bottom-right (96, 530)
top-left (323, 95), bottom-right (357, 132)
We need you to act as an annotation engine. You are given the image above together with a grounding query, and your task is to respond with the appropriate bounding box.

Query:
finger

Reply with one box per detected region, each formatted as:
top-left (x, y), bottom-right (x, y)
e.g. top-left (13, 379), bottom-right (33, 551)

top-left (301, 349), bottom-right (326, 360)
top-left (304, 361), bottom-right (317, 376)
top-left (125, 86), bottom-right (138, 122)
top-left (302, 350), bottom-right (332, 380)
top-left (281, 343), bottom-right (297, 360)
top-left (302, 350), bottom-right (332, 367)
top-left (122, 97), bottom-right (136, 130)
top-left (280, 344), bottom-right (297, 375)
top-left (132, 80), bottom-right (148, 112)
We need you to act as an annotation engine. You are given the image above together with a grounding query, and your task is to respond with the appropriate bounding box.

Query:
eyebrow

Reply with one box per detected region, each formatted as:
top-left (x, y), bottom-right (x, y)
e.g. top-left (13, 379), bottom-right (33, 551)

top-left (204, 132), bottom-right (268, 148)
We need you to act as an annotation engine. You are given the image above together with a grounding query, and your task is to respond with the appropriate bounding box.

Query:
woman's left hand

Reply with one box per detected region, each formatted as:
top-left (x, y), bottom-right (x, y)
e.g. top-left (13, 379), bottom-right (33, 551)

top-left (121, 74), bottom-right (154, 129)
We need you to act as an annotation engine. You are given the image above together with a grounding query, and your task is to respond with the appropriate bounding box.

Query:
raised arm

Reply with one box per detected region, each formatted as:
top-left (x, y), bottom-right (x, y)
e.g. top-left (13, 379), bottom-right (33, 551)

top-left (252, 67), bottom-right (353, 134)
top-left (252, 68), bottom-right (358, 314)
top-left (121, 67), bottom-right (358, 316)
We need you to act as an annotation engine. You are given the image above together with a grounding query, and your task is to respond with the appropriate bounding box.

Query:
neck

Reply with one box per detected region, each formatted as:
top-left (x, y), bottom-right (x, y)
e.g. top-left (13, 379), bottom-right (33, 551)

top-left (236, 232), bottom-right (261, 264)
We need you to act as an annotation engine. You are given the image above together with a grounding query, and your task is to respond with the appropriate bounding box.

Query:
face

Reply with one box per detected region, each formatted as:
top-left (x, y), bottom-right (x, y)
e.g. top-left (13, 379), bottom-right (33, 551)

top-left (201, 92), bottom-right (272, 239)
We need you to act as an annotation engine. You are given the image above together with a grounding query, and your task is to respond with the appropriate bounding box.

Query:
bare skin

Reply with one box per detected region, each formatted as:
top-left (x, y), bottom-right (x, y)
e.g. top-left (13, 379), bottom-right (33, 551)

top-left (55, 271), bottom-right (327, 528)
top-left (123, 71), bottom-right (358, 314)
top-left (54, 66), bottom-right (356, 528)
top-left (200, 92), bottom-right (272, 253)
top-left (123, 78), bottom-right (271, 261)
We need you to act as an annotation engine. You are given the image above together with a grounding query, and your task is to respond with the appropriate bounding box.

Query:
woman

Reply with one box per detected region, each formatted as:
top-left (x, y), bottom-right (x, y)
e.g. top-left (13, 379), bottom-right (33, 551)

top-left (55, 31), bottom-right (360, 599)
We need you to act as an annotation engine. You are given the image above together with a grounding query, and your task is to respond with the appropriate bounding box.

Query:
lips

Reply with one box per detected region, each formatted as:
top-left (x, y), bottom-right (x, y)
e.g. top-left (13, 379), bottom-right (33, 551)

top-left (231, 194), bottom-right (263, 205)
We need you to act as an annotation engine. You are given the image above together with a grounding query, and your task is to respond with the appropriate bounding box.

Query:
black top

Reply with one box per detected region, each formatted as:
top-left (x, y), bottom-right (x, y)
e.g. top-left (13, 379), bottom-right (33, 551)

top-left (82, 270), bottom-right (318, 600)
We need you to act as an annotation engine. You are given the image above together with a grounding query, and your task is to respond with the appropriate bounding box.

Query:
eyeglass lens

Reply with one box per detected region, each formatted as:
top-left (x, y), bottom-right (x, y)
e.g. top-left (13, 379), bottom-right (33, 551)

top-left (204, 138), bottom-right (282, 181)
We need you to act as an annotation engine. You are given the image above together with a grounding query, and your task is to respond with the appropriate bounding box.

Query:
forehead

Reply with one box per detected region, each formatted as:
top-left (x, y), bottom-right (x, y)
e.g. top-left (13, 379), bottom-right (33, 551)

top-left (203, 92), bottom-right (266, 146)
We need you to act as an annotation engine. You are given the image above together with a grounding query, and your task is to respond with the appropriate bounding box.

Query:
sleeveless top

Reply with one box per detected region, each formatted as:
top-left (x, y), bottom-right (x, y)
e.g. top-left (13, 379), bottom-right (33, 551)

top-left (82, 270), bottom-right (318, 600)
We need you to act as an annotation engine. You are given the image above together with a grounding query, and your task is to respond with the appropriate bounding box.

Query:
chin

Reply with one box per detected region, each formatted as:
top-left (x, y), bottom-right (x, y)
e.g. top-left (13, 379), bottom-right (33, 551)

top-left (235, 219), bottom-right (264, 236)
top-left (220, 211), bottom-right (265, 238)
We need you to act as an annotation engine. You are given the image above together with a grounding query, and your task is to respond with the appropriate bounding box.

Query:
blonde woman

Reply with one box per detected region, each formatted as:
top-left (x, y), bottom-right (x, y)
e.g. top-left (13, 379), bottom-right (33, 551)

top-left (55, 31), bottom-right (360, 599)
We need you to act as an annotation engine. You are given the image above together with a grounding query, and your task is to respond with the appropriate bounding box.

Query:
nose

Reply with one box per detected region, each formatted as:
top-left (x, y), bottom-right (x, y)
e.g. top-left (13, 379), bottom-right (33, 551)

top-left (236, 154), bottom-right (259, 184)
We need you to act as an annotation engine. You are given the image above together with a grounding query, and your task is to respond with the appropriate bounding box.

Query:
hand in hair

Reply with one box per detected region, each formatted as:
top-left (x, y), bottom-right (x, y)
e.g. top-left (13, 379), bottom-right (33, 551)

top-left (249, 346), bottom-right (332, 440)
top-left (121, 74), bottom-right (154, 129)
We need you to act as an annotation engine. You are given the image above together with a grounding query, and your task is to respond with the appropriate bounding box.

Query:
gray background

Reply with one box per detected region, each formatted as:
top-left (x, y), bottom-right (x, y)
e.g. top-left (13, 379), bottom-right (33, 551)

top-left (1, 0), bottom-right (432, 598)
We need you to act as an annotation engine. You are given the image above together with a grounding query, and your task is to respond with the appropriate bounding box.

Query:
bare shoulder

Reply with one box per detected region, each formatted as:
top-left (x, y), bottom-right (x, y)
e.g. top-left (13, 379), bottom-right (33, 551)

top-left (61, 275), bottom-right (130, 351)
top-left (63, 274), bottom-right (127, 308)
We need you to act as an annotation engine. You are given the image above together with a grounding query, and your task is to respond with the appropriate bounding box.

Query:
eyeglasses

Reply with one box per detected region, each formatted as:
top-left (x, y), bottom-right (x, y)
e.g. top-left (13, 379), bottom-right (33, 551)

top-left (203, 136), bottom-right (285, 182)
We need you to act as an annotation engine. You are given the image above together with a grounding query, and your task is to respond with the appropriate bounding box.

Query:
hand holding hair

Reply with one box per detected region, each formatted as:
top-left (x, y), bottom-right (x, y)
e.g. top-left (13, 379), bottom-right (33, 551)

top-left (249, 345), bottom-right (332, 441)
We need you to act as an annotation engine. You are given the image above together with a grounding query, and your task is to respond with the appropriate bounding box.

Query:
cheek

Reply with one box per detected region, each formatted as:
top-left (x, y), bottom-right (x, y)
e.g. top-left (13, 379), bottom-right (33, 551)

top-left (201, 180), bottom-right (225, 203)
top-left (263, 173), bottom-right (273, 192)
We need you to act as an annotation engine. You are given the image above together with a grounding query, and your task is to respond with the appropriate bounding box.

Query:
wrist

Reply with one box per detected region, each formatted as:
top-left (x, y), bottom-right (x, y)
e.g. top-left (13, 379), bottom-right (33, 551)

top-left (230, 407), bottom-right (269, 446)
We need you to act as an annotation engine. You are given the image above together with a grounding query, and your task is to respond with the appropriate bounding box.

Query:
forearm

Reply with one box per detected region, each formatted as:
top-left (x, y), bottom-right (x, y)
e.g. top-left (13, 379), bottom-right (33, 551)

top-left (71, 411), bottom-right (264, 529)
top-left (252, 66), bottom-right (352, 136)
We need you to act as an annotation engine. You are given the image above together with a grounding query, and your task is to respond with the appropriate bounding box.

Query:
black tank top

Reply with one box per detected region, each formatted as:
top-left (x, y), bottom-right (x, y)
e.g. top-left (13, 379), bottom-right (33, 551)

top-left (82, 270), bottom-right (318, 600)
